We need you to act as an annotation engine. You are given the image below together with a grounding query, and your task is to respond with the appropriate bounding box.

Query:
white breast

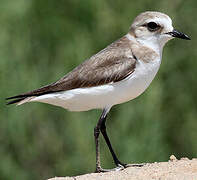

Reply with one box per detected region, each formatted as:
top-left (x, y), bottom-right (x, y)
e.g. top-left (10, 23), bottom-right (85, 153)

top-left (31, 58), bottom-right (161, 112)
top-left (112, 58), bottom-right (161, 104)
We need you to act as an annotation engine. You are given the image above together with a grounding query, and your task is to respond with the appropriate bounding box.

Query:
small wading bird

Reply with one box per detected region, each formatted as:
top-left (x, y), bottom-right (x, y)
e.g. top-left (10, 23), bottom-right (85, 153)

top-left (6, 11), bottom-right (190, 172)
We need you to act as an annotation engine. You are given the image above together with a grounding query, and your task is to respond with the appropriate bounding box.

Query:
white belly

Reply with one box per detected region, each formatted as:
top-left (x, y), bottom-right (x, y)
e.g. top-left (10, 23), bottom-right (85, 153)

top-left (32, 59), bottom-right (161, 111)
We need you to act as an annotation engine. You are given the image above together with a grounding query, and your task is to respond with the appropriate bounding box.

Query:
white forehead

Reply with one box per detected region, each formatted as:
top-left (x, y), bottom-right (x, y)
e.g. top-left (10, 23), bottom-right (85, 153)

top-left (131, 11), bottom-right (173, 30)
top-left (148, 16), bottom-right (172, 27)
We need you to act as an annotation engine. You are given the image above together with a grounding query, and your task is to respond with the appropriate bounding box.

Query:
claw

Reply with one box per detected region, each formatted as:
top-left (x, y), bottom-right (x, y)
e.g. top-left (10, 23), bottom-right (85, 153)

top-left (95, 163), bottom-right (145, 173)
top-left (125, 163), bottom-right (146, 167)
top-left (95, 164), bottom-right (125, 173)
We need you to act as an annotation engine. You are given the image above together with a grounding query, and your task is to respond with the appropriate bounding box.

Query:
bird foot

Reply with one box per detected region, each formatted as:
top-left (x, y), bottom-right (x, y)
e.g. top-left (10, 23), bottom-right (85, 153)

top-left (95, 163), bottom-right (145, 173)
top-left (125, 163), bottom-right (146, 167)
top-left (95, 164), bottom-right (125, 173)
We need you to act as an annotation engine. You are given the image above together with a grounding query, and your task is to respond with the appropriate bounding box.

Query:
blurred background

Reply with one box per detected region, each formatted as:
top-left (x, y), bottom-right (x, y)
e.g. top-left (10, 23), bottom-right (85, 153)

top-left (0, 0), bottom-right (196, 179)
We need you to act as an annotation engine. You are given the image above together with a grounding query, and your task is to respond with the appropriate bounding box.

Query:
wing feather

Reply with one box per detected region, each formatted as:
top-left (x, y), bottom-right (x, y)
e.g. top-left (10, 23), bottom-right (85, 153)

top-left (6, 36), bottom-right (137, 104)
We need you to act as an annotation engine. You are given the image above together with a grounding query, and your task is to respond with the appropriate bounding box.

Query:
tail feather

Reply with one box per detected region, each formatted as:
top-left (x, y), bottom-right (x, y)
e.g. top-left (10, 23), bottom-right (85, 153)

top-left (6, 97), bottom-right (26, 105)
top-left (6, 82), bottom-right (61, 106)
top-left (6, 94), bottom-right (30, 100)
top-left (6, 96), bottom-right (35, 105)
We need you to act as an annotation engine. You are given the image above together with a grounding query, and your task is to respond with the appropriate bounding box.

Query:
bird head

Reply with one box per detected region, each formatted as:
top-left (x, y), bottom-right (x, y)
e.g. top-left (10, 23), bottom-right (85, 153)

top-left (130, 11), bottom-right (190, 50)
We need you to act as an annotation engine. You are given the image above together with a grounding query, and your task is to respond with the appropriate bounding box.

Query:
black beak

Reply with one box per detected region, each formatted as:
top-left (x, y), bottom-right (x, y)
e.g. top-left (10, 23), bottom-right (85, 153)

top-left (167, 29), bottom-right (191, 40)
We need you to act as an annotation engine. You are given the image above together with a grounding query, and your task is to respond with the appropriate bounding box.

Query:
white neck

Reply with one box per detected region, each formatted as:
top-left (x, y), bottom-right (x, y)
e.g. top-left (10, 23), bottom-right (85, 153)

top-left (137, 36), bottom-right (163, 57)
top-left (126, 33), bottom-right (163, 58)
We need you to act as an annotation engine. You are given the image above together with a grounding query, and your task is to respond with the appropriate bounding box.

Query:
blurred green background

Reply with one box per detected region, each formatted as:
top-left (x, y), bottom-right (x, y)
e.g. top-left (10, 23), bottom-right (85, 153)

top-left (0, 0), bottom-right (196, 179)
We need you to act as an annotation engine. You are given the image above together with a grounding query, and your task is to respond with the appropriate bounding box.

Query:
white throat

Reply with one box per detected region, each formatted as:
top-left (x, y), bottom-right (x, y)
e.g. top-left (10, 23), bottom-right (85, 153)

top-left (136, 36), bottom-right (163, 57)
top-left (126, 33), bottom-right (165, 58)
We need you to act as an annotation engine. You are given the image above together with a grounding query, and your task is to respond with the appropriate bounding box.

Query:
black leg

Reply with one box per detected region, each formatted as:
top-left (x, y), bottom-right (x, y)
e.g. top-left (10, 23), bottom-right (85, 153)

top-left (100, 117), bottom-right (126, 167)
top-left (94, 109), bottom-right (109, 172)
top-left (94, 108), bottom-right (125, 172)
top-left (94, 108), bottom-right (145, 173)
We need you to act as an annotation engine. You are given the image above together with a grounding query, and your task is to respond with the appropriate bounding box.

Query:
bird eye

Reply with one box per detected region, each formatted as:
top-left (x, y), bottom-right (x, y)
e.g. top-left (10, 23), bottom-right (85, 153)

top-left (147, 22), bottom-right (160, 31)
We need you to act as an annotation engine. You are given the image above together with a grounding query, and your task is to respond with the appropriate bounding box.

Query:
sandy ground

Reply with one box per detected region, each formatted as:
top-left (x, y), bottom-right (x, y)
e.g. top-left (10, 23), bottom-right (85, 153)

top-left (48, 156), bottom-right (197, 180)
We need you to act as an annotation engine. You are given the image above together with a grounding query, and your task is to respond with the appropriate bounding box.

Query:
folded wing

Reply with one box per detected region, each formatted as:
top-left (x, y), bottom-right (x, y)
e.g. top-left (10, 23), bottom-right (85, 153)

top-left (6, 37), bottom-right (137, 105)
